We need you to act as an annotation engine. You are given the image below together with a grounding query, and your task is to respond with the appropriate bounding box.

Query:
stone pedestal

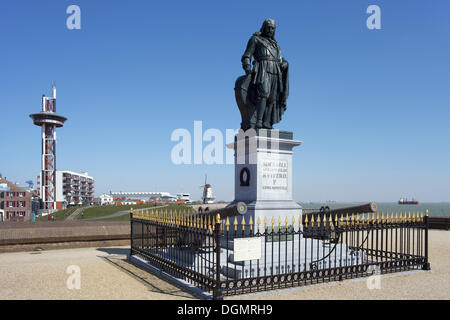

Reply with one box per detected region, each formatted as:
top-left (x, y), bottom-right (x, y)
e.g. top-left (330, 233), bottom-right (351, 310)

top-left (227, 129), bottom-right (302, 227)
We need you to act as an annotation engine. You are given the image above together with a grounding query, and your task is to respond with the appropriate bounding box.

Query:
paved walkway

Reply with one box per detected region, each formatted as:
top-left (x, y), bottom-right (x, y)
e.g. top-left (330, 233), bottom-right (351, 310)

top-left (0, 230), bottom-right (448, 299)
top-left (0, 246), bottom-right (195, 299)
top-left (83, 210), bottom-right (130, 221)
top-left (65, 207), bottom-right (87, 221)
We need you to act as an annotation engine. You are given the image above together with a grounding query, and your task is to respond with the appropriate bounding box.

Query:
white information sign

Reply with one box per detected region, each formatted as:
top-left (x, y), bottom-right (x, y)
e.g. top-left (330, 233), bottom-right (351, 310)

top-left (233, 237), bottom-right (262, 262)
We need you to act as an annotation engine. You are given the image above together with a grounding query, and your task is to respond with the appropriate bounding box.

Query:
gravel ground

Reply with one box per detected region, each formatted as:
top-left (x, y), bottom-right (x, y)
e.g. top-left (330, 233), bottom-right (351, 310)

top-left (0, 230), bottom-right (448, 300)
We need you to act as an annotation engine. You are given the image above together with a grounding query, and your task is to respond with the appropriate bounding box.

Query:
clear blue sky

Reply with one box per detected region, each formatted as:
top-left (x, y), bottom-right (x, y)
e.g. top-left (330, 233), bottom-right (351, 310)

top-left (0, 0), bottom-right (449, 202)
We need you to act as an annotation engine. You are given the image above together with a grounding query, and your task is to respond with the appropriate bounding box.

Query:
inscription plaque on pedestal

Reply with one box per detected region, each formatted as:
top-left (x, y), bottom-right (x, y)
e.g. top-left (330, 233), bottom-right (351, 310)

top-left (261, 159), bottom-right (288, 192)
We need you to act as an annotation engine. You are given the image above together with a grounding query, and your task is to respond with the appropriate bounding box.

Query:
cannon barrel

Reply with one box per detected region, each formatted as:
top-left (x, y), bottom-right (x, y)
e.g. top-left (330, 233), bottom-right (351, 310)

top-left (196, 202), bottom-right (247, 220)
top-left (303, 202), bottom-right (377, 229)
top-left (304, 202), bottom-right (377, 222)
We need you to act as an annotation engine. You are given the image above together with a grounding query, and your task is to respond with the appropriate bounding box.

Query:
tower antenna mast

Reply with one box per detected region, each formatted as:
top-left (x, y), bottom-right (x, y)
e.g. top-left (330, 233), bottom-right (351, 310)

top-left (30, 86), bottom-right (67, 212)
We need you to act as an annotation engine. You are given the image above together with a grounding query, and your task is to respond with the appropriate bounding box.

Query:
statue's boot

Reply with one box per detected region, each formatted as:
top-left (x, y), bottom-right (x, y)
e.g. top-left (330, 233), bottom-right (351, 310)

top-left (255, 98), bottom-right (266, 128)
top-left (263, 103), bottom-right (274, 129)
top-left (247, 104), bottom-right (257, 129)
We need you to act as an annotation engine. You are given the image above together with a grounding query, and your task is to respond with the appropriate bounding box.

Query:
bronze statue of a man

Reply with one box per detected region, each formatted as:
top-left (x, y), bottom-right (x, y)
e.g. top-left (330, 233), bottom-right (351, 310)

top-left (235, 19), bottom-right (289, 130)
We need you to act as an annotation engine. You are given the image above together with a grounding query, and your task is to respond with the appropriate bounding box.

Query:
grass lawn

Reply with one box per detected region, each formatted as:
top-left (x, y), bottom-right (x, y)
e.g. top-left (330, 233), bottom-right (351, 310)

top-left (79, 204), bottom-right (158, 220)
top-left (35, 207), bottom-right (79, 221)
top-left (90, 204), bottom-right (191, 221)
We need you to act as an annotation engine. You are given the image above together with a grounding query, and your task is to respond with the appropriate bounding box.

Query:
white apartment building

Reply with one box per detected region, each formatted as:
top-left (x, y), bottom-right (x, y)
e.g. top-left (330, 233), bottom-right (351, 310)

top-left (55, 171), bottom-right (94, 207)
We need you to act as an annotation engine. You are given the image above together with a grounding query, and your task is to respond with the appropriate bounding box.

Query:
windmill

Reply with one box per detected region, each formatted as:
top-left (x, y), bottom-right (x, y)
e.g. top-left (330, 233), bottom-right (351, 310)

top-left (199, 174), bottom-right (215, 204)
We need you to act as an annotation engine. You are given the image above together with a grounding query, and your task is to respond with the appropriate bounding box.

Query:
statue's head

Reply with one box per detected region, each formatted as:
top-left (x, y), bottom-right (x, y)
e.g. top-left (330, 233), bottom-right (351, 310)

top-left (260, 19), bottom-right (276, 39)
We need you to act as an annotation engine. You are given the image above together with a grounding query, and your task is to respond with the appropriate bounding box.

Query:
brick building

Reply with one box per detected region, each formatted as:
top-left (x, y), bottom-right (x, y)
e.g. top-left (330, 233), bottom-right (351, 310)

top-left (0, 174), bottom-right (32, 222)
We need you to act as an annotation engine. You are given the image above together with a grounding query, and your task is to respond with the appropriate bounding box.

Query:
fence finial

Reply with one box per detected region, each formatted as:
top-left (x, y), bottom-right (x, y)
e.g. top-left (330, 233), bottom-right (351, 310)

top-left (278, 216), bottom-right (282, 228)
top-left (216, 213), bottom-right (221, 224)
top-left (425, 209), bottom-right (429, 217)
top-left (226, 216), bottom-right (230, 231)
top-left (249, 216), bottom-right (253, 231)
top-left (311, 214), bottom-right (315, 228)
top-left (234, 217), bottom-right (238, 231)
top-left (242, 216), bottom-right (246, 231)
top-left (264, 216), bottom-right (268, 231)
top-left (257, 217), bottom-right (261, 232)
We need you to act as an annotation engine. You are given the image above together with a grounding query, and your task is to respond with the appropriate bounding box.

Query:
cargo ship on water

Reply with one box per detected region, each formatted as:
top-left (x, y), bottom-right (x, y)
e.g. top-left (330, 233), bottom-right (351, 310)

top-left (398, 197), bottom-right (419, 205)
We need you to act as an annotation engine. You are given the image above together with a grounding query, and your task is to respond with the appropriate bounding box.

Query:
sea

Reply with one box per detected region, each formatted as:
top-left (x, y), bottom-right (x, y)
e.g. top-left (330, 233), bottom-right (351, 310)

top-left (298, 202), bottom-right (450, 217)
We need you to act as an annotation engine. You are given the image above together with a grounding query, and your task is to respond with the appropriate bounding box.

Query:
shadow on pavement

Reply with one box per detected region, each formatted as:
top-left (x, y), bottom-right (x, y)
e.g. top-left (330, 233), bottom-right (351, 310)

top-left (96, 247), bottom-right (130, 256)
top-left (96, 247), bottom-right (197, 299)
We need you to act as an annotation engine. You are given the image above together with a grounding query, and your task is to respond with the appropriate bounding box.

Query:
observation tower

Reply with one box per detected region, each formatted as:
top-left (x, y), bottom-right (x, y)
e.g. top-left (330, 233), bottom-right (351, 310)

top-left (30, 86), bottom-right (67, 212)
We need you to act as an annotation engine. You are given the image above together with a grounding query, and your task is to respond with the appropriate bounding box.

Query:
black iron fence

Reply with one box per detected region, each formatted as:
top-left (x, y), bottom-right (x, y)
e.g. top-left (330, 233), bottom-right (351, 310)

top-left (130, 207), bottom-right (430, 300)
